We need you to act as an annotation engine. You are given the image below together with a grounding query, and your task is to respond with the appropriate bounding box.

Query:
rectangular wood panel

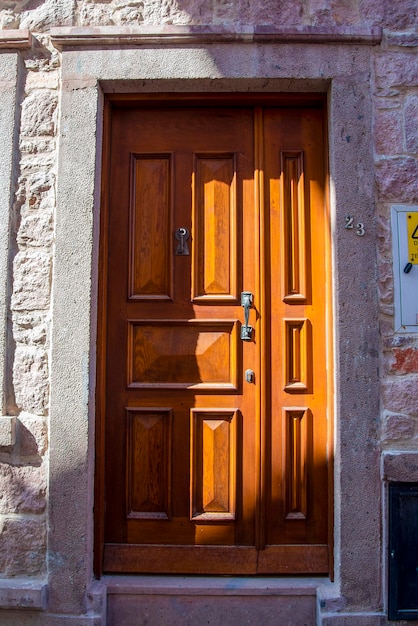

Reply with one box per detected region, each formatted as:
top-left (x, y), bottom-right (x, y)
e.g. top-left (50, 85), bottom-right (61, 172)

top-left (104, 544), bottom-right (258, 575)
top-left (281, 151), bottom-right (308, 303)
top-left (193, 154), bottom-right (237, 301)
top-left (284, 408), bottom-right (311, 520)
top-left (126, 408), bottom-right (172, 519)
top-left (257, 545), bottom-right (329, 575)
top-left (190, 409), bottom-right (237, 521)
top-left (128, 320), bottom-right (239, 389)
top-left (129, 154), bottom-right (172, 299)
top-left (284, 318), bottom-right (312, 392)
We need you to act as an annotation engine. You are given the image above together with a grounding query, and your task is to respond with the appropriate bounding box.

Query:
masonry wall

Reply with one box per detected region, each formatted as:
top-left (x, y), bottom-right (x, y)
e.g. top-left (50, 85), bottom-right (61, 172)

top-left (0, 0), bottom-right (417, 624)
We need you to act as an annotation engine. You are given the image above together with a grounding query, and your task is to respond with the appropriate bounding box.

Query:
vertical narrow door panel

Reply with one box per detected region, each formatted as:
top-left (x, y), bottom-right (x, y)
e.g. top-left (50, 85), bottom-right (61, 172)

top-left (193, 154), bottom-right (238, 300)
top-left (281, 151), bottom-right (308, 302)
top-left (190, 409), bottom-right (238, 521)
top-left (284, 318), bottom-right (312, 392)
top-left (283, 408), bottom-right (311, 520)
top-left (126, 408), bottom-right (172, 520)
top-left (129, 154), bottom-right (173, 299)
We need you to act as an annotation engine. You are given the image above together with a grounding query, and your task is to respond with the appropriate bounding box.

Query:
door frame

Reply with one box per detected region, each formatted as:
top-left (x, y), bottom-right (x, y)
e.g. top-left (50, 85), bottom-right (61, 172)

top-left (94, 92), bottom-right (334, 577)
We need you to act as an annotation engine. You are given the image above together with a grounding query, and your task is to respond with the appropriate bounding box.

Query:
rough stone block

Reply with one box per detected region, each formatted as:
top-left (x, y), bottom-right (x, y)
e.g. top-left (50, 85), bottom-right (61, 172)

top-left (382, 377), bottom-right (418, 416)
top-left (376, 213), bottom-right (392, 257)
top-left (404, 94), bottom-right (418, 153)
top-left (0, 10), bottom-right (20, 29)
top-left (20, 138), bottom-right (55, 156)
top-left (79, 2), bottom-right (118, 26)
top-left (17, 211), bottom-right (53, 248)
top-left (11, 250), bottom-right (51, 312)
top-left (388, 347), bottom-right (418, 374)
top-left (383, 451), bottom-right (418, 481)
top-left (375, 53), bottom-right (418, 89)
top-left (0, 516), bottom-right (46, 576)
top-left (13, 347), bottom-right (49, 416)
top-left (0, 577), bottom-right (47, 610)
top-left (331, 0), bottom-right (360, 26)
top-left (377, 258), bottom-right (393, 311)
top-left (21, 90), bottom-right (57, 137)
top-left (383, 0), bottom-right (417, 27)
top-left (0, 417), bottom-right (16, 447)
top-left (0, 463), bottom-right (46, 514)
top-left (375, 156), bottom-right (418, 202)
top-left (26, 170), bottom-right (56, 211)
top-left (26, 69), bottom-right (60, 91)
top-left (387, 31), bottom-right (418, 47)
top-left (13, 312), bottom-right (48, 346)
top-left (17, 412), bottom-right (48, 457)
top-left (382, 413), bottom-right (417, 442)
top-left (373, 109), bottom-right (403, 154)
top-left (247, 0), bottom-right (305, 25)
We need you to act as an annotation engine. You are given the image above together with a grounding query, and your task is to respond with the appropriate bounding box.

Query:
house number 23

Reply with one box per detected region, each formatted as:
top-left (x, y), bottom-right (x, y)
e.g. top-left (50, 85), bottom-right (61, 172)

top-left (345, 215), bottom-right (365, 236)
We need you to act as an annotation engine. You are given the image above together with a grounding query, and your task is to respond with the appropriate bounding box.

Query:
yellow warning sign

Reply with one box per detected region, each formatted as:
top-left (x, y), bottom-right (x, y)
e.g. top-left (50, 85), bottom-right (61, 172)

top-left (407, 213), bottom-right (418, 264)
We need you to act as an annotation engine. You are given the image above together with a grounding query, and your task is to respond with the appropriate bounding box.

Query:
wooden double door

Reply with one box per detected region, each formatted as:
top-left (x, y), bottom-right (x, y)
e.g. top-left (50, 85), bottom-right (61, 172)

top-left (98, 96), bottom-right (331, 575)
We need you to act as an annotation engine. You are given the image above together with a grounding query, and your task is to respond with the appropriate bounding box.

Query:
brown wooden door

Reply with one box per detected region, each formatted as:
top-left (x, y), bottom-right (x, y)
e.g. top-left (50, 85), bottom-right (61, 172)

top-left (98, 97), bottom-right (331, 575)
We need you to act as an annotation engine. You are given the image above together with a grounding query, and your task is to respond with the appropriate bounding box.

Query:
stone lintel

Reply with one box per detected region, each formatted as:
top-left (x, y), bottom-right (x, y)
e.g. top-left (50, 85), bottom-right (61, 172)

top-left (0, 578), bottom-right (47, 610)
top-left (0, 30), bottom-right (32, 50)
top-left (0, 415), bottom-right (16, 447)
top-left (50, 25), bottom-right (382, 50)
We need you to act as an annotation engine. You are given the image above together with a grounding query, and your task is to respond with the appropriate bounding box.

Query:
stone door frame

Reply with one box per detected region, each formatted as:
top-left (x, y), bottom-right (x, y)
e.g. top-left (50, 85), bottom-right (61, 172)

top-left (1, 26), bottom-right (383, 623)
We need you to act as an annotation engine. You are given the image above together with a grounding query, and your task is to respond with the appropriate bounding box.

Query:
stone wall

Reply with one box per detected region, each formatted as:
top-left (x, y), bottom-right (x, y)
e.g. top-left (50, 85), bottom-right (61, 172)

top-left (0, 0), bottom-right (418, 623)
top-left (375, 44), bottom-right (418, 449)
top-left (0, 37), bottom-right (59, 581)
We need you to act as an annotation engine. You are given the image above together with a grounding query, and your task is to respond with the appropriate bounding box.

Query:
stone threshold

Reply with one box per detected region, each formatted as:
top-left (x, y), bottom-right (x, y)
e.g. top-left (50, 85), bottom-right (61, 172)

top-left (0, 29), bottom-right (32, 49)
top-left (0, 578), bottom-right (48, 610)
top-left (50, 25), bottom-right (382, 49)
top-left (103, 574), bottom-right (333, 596)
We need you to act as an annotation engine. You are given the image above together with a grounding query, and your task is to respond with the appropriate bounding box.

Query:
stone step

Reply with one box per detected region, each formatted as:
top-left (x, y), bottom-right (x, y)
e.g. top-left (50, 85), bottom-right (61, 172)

top-left (105, 575), bottom-right (323, 626)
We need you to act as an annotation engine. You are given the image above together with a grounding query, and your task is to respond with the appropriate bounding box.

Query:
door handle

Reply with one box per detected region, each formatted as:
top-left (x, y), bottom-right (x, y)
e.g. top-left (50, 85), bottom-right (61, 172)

top-left (240, 291), bottom-right (253, 341)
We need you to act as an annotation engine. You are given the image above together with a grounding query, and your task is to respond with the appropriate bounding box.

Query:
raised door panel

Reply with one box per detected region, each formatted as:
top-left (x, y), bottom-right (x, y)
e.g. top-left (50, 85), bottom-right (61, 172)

top-left (126, 408), bottom-right (172, 520)
top-left (128, 320), bottom-right (239, 389)
top-left (193, 154), bottom-right (238, 301)
top-left (129, 155), bottom-right (172, 299)
top-left (190, 409), bottom-right (238, 521)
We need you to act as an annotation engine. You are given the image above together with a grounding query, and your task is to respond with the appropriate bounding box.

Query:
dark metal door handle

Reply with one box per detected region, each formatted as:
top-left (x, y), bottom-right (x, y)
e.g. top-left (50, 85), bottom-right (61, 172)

top-left (240, 291), bottom-right (253, 341)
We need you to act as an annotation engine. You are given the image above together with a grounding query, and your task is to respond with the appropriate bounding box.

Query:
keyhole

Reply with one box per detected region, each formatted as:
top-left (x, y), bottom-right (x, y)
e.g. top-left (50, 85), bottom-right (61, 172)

top-left (175, 227), bottom-right (190, 255)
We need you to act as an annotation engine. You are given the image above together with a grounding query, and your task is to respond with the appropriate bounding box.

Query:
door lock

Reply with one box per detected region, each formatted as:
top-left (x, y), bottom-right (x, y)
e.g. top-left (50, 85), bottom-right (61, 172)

top-left (175, 227), bottom-right (190, 255)
top-left (245, 369), bottom-right (255, 383)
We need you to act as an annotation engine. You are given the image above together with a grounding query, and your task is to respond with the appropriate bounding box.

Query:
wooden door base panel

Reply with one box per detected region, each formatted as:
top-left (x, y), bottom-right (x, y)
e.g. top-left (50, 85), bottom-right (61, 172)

top-left (257, 545), bottom-right (329, 574)
top-left (104, 544), bottom-right (328, 575)
top-left (104, 544), bottom-right (258, 575)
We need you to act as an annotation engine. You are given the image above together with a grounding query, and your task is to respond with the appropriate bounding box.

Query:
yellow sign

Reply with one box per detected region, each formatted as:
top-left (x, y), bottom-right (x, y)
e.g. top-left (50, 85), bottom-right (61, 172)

top-left (407, 213), bottom-right (418, 264)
